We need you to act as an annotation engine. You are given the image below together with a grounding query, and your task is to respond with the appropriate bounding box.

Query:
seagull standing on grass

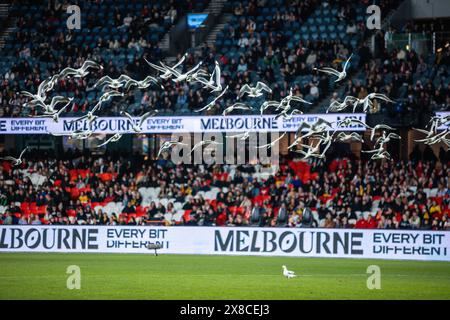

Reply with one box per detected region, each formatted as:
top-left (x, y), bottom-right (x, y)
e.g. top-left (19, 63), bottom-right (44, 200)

top-left (282, 265), bottom-right (297, 279)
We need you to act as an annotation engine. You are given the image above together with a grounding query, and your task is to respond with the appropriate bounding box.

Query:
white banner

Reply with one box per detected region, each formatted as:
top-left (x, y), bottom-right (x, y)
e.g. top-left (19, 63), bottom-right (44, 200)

top-left (0, 113), bottom-right (366, 134)
top-left (0, 226), bottom-right (448, 261)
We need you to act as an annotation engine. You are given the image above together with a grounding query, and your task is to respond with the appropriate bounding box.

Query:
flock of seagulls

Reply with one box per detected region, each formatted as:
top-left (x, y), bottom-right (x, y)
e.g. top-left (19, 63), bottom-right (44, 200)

top-left (0, 53), bottom-right (448, 166)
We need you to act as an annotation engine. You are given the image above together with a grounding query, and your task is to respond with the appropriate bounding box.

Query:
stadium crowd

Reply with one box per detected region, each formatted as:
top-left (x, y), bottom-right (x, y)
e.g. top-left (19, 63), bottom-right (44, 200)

top-left (0, 150), bottom-right (448, 230)
top-left (2, 0), bottom-right (444, 119)
top-left (336, 43), bottom-right (450, 118)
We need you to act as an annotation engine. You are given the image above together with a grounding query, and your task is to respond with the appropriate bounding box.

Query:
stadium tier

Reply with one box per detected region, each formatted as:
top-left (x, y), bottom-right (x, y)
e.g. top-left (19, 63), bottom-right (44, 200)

top-left (0, 152), bottom-right (448, 230)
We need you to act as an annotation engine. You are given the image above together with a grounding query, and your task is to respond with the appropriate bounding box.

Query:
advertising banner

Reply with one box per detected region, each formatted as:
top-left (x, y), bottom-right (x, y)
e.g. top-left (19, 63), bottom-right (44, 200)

top-left (0, 113), bottom-right (366, 134)
top-left (0, 226), bottom-right (448, 261)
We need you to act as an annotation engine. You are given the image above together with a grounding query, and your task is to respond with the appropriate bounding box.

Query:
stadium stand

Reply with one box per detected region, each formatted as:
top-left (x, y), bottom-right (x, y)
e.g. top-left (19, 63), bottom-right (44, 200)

top-left (0, 150), bottom-right (448, 230)
top-left (0, 0), bottom-right (210, 117)
top-left (3, 0), bottom-right (443, 118)
top-left (0, 1), bottom-right (449, 231)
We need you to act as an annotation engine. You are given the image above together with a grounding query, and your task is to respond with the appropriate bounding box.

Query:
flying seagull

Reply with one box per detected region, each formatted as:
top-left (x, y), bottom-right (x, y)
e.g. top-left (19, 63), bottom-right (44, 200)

top-left (31, 102), bottom-right (70, 123)
top-left (0, 147), bottom-right (29, 166)
top-left (157, 140), bottom-right (188, 157)
top-left (194, 85), bottom-right (229, 113)
top-left (121, 110), bottom-right (158, 133)
top-left (222, 103), bottom-right (252, 116)
top-left (239, 81), bottom-right (272, 99)
top-left (255, 132), bottom-right (286, 149)
top-left (314, 53), bottom-right (353, 82)
top-left (58, 59), bottom-right (103, 79)
top-left (145, 53), bottom-right (188, 80)
top-left (97, 133), bottom-right (123, 147)
top-left (191, 140), bottom-right (223, 153)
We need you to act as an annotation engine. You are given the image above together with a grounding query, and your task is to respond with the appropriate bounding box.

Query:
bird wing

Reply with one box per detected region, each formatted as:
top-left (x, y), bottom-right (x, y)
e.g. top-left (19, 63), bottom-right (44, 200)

top-left (159, 62), bottom-right (181, 77)
top-left (18, 147), bottom-right (29, 160)
top-left (138, 111), bottom-right (155, 127)
top-left (145, 58), bottom-right (169, 73)
top-left (256, 132), bottom-right (286, 149)
top-left (0, 156), bottom-right (17, 161)
top-left (314, 67), bottom-right (340, 76)
top-left (239, 84), bottom-right (252, 98)
top-left (82, 60), bottom-right (101, 70)
top-left (173, 53), bottom-right (187, 69)
top-left (94, 76), bottom-right (114, 88)
top-left (121, 111), bottom-right (134, 121)
top-left (260, 101), bottom-right (280, 114)
top-left (343, 53), bottom-right (353, 71)
top-left (185, 61), bottom-right (203, 76)
top-left (58, 67), bottom-right (78, 78)
top-left (214, 61), bottom-right (221, 87)
top-left (289, 96), bottom-right (312, 104)
top-left (194, 86), bottom-right (228, 113)
top-left (97, 135), bottom-right (117, 147)
top-left (373, 93), bottom-right (395, 103)
top-left (255, 81), bottom-right (272, 93)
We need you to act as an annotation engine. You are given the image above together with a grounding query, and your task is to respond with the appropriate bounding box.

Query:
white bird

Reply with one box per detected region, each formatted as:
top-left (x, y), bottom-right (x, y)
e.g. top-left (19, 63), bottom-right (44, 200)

top-left (353, 93), bottom-right (395, 113)
top-left (145, 53), bottom-right (188, 80)
top-left (193, 60), bottom-right (223, 92)
top-left (157, 140), bottom-right (188, 157)
top-left (225, 131), bottom-right (252, 140)
top-left (58, 59), bottom-right (103, 79)
top-left (336, 118), bottom-right (369, 129)
top-left (361, 144), bottom-right (392, 160)
top-left (159, 61), bottom-right (203, 83)
top-left (415, 129), bottom-right (449, 145)
top-left (123, 75), bottom-right (163, 90)
top-left (31, 102), bottom-right (70, 123)
top-left (375, 131), bottom-right (401, 147)
top-left (370, 151), bottom-right (392, 160)
top-left (369, 124), bottom-right (395, 141)
top-left (21, 76), bottom-right (57, 105)
top-left (277, 88), bottom-right (312, 113)
top-left (335, 132), bottom-right (364, 142)
top-left (194, 85), bottom-right (229, 113)
top-left (326, 95), bottom-right (359, 113)
top-left (97, 133), bottom-right (123, 147)
top-left (295, 118), bottom-right (333, 140)
top-left (191, 140), bottom-right (223, 153)
top-left (275, 108), bottom-right (303, 120)
top-left (239, 81), bottom-right (272, 99)
top-left (0, 147), bottom-right (29, 166)
top-left (222, 103), bottom-right (252, 116)
top-left (255, 132), bottom-right (286, 149)
top-left (92, 90), bottom-right (125, 113)
top-left (121, 110), bottom-right (157, 133)
top-left (70, 99), bottom-right (103, 124)
top-left (51, 129), bottom-right (93, 140)
top-left (413, 127), bottom-right (436, 139)
top-left (27, 96), bottom-right (72, 114)
top-left (282, 265), bottom-right (297, 279)
top-left (260, 100), bottom-right (281, 115)
top-left (94, 75), bottom-right (132, 90)
top-left (314, 53), bottom-right (353, 82)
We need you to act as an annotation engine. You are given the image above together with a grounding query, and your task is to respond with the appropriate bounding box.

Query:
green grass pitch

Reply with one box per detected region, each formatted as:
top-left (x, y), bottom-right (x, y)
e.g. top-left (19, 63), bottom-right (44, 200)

top-left (0, 253), bottom-right (449, 299)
